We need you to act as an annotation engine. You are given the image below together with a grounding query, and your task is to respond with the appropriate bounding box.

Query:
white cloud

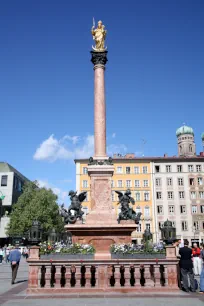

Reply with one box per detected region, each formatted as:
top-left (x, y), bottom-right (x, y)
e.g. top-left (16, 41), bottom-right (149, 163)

top-left (62, 135), bottom-right (80, 144)
top-left (37, 180), bottom-right (67, 203)
top-left (34, 133), bottom-right (128, 162)
top-left (112, 133), bottom-right (116, 138)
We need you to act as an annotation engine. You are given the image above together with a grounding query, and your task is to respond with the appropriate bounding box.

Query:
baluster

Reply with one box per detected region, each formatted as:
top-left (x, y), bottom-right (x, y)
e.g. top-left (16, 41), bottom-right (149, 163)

top-left (144, 264), bottom-right (154, 287)
top-left (44, 265), bottom-right (51, 288)
top-left (75, 265), bottom-right (81, 288)
top-left (154, 265), bottom-right (161, 287)
top-left (114, 265), bottom-right (121, 288)
top-left (85, 265), bottom-right (91, 288)
top-left (55, 266), bottom-right (62, 288)
top-left (123, 265), bottom-right (131, 287)
top-left (98, 265), bottom-right (107, 289)
top-left (163, 265), bottom-right (168, 286)
top-left (135, 265), bottom-right (141, 288)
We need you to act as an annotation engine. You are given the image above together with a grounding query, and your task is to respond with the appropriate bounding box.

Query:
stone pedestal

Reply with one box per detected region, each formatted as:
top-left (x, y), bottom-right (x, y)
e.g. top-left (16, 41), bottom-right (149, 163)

top-left (65, 223), bottom-right (136, 259)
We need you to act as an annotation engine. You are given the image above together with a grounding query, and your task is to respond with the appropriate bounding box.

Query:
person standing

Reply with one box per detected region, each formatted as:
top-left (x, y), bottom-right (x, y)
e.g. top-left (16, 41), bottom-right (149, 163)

top-left (8, 245), bottom-right (21, 285)
top-left (6, 247), bottom-right (10, 263)
top-left (192, 243), bottom-right (201, 276)
top-left (179, 239), bottom-right (195, 292)
top-left (199, 243), bottom-right (204, 293)
top-left (0, 247), bottom-right (3, 264)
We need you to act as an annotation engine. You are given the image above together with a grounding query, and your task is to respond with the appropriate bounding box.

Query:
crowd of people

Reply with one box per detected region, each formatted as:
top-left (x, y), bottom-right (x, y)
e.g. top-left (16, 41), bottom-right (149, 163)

top-left (174, 239), bottom-right (204, 293)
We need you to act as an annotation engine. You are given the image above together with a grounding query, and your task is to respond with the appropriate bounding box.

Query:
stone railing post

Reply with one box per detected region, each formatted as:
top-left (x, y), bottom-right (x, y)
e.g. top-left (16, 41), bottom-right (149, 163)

top-left (166, 246), bottom-right (176, 259)
top-left (29, 246), bottom-right (40, 259)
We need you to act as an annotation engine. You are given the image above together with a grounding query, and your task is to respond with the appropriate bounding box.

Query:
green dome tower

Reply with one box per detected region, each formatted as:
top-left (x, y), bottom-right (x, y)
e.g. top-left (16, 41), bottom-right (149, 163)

top-left (176, 125), bottom-right (196, 157)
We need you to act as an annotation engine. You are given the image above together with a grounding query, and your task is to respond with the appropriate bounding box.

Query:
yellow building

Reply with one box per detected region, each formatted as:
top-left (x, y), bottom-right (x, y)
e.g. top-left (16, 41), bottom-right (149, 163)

top-left (75, 154), bottom-right (155, 242)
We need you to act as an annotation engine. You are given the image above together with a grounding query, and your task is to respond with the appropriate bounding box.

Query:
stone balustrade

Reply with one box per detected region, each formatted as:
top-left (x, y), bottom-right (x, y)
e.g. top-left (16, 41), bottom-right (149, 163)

top-left (27, 246), bottom-right (179, 293)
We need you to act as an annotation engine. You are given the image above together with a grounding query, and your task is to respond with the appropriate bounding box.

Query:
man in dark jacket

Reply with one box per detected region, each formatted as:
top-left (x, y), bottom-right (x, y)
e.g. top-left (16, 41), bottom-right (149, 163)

top-left (179, 239), bottom-right (195, 292)
top-left (8, 245), bottom-right (21, 284)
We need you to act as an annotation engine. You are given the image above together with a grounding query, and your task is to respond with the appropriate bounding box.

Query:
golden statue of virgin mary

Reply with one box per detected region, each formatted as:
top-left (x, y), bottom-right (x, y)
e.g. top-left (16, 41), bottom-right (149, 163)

top-left (91, 20), bottom-right (107, 52)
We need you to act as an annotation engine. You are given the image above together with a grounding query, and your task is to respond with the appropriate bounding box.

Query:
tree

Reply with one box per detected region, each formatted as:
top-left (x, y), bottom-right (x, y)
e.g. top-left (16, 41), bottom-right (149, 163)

top-left (7, 181), bottom-right (64, 238)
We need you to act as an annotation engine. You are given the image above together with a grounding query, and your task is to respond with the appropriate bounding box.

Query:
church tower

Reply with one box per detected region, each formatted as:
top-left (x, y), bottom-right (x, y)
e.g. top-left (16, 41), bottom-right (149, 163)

top-left (176, 125), bottom-right (196, 157)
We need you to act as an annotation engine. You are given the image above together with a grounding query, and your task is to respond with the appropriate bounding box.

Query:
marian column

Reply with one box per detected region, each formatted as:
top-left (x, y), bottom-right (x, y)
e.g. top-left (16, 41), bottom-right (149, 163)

top-left (86, 20), bottom-right (117, 224)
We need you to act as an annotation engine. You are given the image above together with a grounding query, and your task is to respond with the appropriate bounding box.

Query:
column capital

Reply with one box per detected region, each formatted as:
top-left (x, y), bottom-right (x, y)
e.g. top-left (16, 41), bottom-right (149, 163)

top-left (91, 51), bottom-right (108, 67)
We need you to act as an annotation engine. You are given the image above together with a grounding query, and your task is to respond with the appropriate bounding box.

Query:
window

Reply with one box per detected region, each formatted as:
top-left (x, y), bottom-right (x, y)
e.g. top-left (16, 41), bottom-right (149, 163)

top-left (201, 205), bottom-right (204, 214)
top-left (126, 167), bottom-right (131, 174)
top-left (134, 180), bottom-right (140, 187)
top-left (194, 221), bottom-right (199, 230)
top-left (14, 176), bottom-right (18, 189)
top-left (136, 206), bottom-right (141, 214)
top-left (83, 167), bottom-right (88, 174)
top-left (189, 145), bottom-right (193, 153)
top-left (192, 205), bottom-right (197, 214)
top-left (18, 180), bottom-right (22, 192)
top-left (82, 180), bottom-right (88, 188)
top-left (144, 192), bottom-right (150, 201)
top-left (167, 178), bottom-right (172, 186)
top-left (146, 223), bottom-right (150, 230)
top-left (143, 180), bottom-right (149, 187)
top-left (189, 178), bottom-right (195, 186)
top-left (126, 180), bottom-right (131, 188)
top-left (179, 191), bottom-right (185, 199)
top-left (155, 178), bottom-right (161, 186)
top-left (196, 165), bottom-right (201, 172)
top-left (178, 178), bottom-right (184, 186)
top-left (157, 206), bottom-right (163, 214)
top-left (111, 191), bottom-right (115, 201)
top-left (134, 166), bottom-right (139, 174)
top-left (190, 191), bottom-right (196, 199)
top-left (117, 180), bottom-right (122, 188)
top-left (158, 222), bottom-right (164, 229)
top-left (177, 165), bottom-right (182, 172)
top-left (144, 206), bottom-right (150, 217)
top-left (181, 221), bottom-right (188, 231)
top-left (117, 167), bottom-right (123, 174)
top-left (136, 224), bottom-right (142, 232)
top-left (155, 166), bottom-right (160, 173)
top-left (135, 192), bottom-right (140, 201)
top-left (172, 221), bottom-right (176, 228)
top-left (143, 166), bottom-right (148, 174)
top-left (198, 177), bottom-right (203, 185)
top-left (199, 191), bottom-right (204, 199)
top-left (180, 205), bottom-right (186, 214)
top-left (156, 192), bottom-right (162, 200)
top-left (1, 175), bottom-right (8, 187)
top-left (168, 206), bottom-right (175, 214)
top-left (166, 165), bottom-right (171, 173)
top-left (188, 165), bottom-right (194, 172)
top-left (167, 191), bottom-right (174, 200)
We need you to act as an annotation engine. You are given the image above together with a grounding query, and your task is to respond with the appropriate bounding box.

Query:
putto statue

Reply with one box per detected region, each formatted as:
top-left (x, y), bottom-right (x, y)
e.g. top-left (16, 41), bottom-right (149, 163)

top-left (60, 190), bottom-right (87, 224)
top-left (91, 19), bottom-right (107, 51)
top-left (115, 189), bottom-right (142, 224)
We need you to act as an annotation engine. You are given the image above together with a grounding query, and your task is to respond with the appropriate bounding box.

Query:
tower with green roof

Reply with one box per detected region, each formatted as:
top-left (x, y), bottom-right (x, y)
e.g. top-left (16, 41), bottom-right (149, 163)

top-left (176, 125), bottom-right (196, 157)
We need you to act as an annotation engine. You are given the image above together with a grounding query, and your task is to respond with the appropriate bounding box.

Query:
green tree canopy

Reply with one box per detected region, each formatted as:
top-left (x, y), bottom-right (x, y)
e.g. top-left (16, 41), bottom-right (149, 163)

top-left (7, 181), bottom-right (64, 237)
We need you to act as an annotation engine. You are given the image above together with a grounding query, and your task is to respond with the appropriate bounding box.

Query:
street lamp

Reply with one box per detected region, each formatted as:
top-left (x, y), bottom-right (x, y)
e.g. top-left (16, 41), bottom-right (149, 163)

top-left (0, 191), bottom-right (5, 201)
top-left (161, 219), bottom-right (176, 245)
top-left (28, 220), bottom-right (43, 245)
top-left (0, 191), bottom-right (5, 218)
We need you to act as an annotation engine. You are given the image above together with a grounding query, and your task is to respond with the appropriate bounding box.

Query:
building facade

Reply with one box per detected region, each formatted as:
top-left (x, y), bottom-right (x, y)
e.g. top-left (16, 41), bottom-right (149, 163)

top-left (75, 125), bottom-right (204, 244)
top-left (0, 162), bottom-right (29, 242)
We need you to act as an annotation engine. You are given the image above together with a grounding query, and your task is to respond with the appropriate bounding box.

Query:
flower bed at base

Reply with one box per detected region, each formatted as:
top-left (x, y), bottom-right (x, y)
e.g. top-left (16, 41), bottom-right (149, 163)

top-left (39, 242), bottom-right (95, 259)
top-left (110, 242), bottom-right (166, 259)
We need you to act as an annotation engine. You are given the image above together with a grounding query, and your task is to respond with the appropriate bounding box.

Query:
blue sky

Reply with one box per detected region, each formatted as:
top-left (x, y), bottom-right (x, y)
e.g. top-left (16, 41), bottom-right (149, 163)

top-left (0, 0), bottom-right (204, 204)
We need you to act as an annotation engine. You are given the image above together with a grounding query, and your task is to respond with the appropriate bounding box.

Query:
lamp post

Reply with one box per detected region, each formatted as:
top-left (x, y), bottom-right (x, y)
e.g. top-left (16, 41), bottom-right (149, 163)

top-left (28, 220), bottom-right (43, 245)
top-left (161, 219), bottom-right (176, 245)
